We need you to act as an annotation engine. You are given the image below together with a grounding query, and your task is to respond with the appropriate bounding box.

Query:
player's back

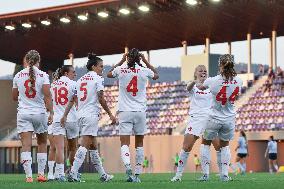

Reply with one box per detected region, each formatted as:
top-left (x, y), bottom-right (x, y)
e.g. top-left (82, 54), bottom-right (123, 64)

top-left (13, 66), bottom-right (49, 114)
top-left (114, 64), bottom-right (154, 112)
top-left (237, 136), bottom-right (247, 153)
top-left (76, 71), bottom-right (104, 117)
top-left (204, 74), bottom-right (243, 120)
top-left (51, 76), bottom-right (77, 122)
top-left (268, 141), bottom-right (277, 153)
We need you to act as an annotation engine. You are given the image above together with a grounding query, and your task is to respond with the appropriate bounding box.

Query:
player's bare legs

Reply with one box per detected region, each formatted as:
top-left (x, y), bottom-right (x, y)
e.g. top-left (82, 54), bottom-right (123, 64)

top-left (171, 134), bottom-right (198, 182)
top-left (53, 135), bottom-right (65, 181)
top-left (120, 135), bottom-right (134, 181)
top-left (69, 136), bottom-right (113, 182)
top-left (20, 132), bottom-right (33, 181)
top-left (36, 133), bottom-right (48, 182)
top-left (48, 134), bottom-right (56, 180)
top-left (67, 138), bottom-right (77, 167)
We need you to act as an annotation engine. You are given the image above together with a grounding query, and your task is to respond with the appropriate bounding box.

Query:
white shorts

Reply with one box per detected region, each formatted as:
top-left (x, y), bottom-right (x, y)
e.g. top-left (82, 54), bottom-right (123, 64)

top-left (184, 115), bottom-right (209, 137)
top-left (78, 116), bottom-right (99, 137)
top-left (203, 117), bottom-right (235, 141)
top-left (50, 122), bottom-right (79, 139)
top-left (48, 124), bottom-right (53, 135)
top-left (17, 113), bottom-right (48, 134)
top-left (118, 111), bottom-right (147, 135)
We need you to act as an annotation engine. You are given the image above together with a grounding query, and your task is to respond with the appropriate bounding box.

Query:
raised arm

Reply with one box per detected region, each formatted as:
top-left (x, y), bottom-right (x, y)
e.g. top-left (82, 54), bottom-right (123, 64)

top-left (187, 81), bottom-right (196, 92)
top-left (98, 90), bottom-right (116, 124)
top-left (140, 54), bottom-right (159, 80)
top-left (107, 53), bottom-right (127, 78)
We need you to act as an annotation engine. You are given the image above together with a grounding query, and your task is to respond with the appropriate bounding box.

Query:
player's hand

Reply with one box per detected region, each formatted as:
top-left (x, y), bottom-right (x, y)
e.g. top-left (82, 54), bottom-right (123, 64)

top-left (60, 116), bottom-right (67, 127)
top-left (109, 114), bottom-right (117, 125)
top-left (140, 53), bottom-right (147, 63)
top-left (48, 113), bottom-right (53, 125)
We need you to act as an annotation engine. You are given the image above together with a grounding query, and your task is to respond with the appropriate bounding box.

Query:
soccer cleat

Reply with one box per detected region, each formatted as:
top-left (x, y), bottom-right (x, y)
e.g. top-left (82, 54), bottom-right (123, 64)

top-left (133, 175), bottom-right (141, 183)
top-left (47, 174), bottom-right (55, 181)
top-left (220, 175), bottom-right (232, 182)
top-left (57, 175), bottom-right (67, 182)
top-left (171, 175), bottom-right (182, 182)
top-left (100, 174), bottom-right (114, 182)
top-left (198, 174), bottom-right (209, 181)
top-left (67, 171), bottom-right (79, 182)
top-left (37, 174), bottom-right (47, 182)
top-left (25, 177), bottom-right (33, 183)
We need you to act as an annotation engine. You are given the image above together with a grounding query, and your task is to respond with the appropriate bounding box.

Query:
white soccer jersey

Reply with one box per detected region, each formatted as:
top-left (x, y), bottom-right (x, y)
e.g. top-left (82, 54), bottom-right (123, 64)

top-left (51, 76), bottom-right (77, 122)
top-left (112, 64), bottom-right (154, 112)
top-left (13, 66), bottom-right (50, 114)
top-left (203, 75), bottom-right (243, 121)
top-left (237, 136), bottom-right (248, 154)
top-left (188, 85), bottom-right (212, 116)
top-left (76, 71), bottom-right (104, 118)
top-left (268, 141), bottom-right (277, 154)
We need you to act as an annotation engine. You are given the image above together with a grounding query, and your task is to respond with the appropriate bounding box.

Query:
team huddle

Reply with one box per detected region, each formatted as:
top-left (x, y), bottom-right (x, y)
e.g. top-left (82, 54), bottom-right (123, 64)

top-left (13, 48), bottom-right (242, 183)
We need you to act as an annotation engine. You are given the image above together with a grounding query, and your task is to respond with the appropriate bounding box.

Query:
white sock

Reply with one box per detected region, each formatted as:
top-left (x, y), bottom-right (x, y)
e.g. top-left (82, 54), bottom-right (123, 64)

top-left (241, 162), bottom-right (246, 172)
top-left (48, 161), bottom-right (55, 176)
top-left (37, 153), bottom-right (47, 175)
top-left (220, 146), bottom-right (231, 176)
top-left (200, 144), bottom-right (211, 175)
top-left (21, 152), bottom-right (32, 178)
top-left (121, 145), bottom-right (131, 169)
top-left (55, 163), bottom-right (65, 177)
top-left (135, 147), bottom-right (144, 175)
top-left (176, 149), bottom-right (189, 176)
top-left (71, 146), bottom-right (87, 176)
top-left (89, 150), bottom-right (106, 176)
top-left (237, 162), bottom-right (244, 172)
top-left (274, 164), bottom-right (279, 172)
top-left (216, 151), bottom-right (221, 174)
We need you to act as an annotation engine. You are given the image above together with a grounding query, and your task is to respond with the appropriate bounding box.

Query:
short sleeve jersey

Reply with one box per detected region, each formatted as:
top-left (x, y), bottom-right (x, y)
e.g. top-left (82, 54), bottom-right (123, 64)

top-left (13, 66), bottom-right (50, 114)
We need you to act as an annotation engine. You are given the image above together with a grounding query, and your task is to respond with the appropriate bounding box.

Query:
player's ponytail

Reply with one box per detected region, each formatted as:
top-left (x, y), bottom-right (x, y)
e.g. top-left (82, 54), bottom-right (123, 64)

top-left (25, 50), bottom-right (40, 91)
top-left (219, 54), bottom-right (237, 81)
top-left (127, 48), bottom-right (143, 69)
top-left (53, 65), bottom-right (73, 81)
top-left (86, 53), bottom-right (102, 71)
top-left (240, 130), bottom-right (247, 142)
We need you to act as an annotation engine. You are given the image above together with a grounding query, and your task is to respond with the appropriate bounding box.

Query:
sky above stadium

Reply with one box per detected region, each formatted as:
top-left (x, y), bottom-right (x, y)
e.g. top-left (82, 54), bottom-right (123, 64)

top-left (1, 0), bottom-right (284, 76)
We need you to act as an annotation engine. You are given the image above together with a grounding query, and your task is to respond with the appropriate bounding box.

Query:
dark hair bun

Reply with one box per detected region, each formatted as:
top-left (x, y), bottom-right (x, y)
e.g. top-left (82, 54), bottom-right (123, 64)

top-left (88, 53), bottom-right (97, 60)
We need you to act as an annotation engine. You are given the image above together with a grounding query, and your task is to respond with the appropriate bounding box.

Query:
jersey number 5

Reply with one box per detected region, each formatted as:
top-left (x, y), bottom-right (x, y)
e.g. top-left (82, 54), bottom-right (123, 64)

top-left (127, 76), bottom-right (138, 96)
top-left (216, 86), bottom-right (239, 105)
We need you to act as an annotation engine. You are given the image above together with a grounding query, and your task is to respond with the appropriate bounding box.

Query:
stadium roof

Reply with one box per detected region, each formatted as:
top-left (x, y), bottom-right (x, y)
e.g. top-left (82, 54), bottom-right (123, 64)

top-left (0, 0), bottom-right (284, 69)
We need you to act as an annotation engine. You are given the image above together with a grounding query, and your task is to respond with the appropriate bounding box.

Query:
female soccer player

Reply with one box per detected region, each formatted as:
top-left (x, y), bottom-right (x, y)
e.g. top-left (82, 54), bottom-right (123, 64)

top-left (171, 65), bottom-right (222, 182)
top-left (265, 135), bottom-right (278, 173)
top-left (61, 53), bottom-right (115, 182)
top-left (47, 65), bottom-right (78, 181)
top-left (107, 48), bottom-right (159, 182)
top-left (234, 131), bottom-right (248, 175)
top-left (12, 50), bottom-right (53, 182)
top-left (198, 54), bottom-right (242, 182)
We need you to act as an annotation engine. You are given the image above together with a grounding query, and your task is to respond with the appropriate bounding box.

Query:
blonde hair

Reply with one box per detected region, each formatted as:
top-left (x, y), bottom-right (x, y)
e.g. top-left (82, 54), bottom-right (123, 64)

top-left (194, 65), bottom-right (206, 80)
top-left (25, 50), bottom-right (40, 90)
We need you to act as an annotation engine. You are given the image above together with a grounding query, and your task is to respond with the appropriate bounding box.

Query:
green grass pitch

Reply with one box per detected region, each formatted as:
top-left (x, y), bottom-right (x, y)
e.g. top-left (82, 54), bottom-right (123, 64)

top-left (0, 173), bottom-right (283, 189)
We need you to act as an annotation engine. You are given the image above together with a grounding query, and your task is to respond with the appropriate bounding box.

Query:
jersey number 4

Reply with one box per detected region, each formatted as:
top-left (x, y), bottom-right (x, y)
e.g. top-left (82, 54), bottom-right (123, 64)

top-left (127, 76), bottom-right (138, 96)
top-left (53, 87), bottom-right (68, 105)
top-left (216, 86), bottom-right (239, 105)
